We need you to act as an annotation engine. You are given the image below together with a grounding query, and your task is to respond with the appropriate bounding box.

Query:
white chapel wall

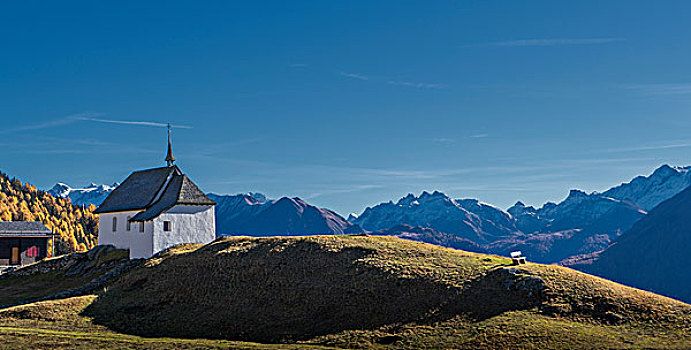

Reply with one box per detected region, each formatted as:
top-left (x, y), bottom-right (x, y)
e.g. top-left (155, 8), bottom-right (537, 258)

top-left (152, 205), bottom-right (216, 255)
top-left (97, 211), bottom-right (154, 259)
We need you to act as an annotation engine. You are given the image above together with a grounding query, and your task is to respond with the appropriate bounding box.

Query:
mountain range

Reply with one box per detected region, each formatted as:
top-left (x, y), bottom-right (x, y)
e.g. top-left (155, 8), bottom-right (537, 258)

top-left (352, 189), bottom-right (647, 263)
top-left (564, 183), bottom-right (691, 303)
top-left (48, 183), bottom-right (118, 207)
top-left (49, 164), bottom-right (691, 263)
top-left (602, 164), bottom-right (691, 210)
top-left (206, 193), bottom-right (363, 236)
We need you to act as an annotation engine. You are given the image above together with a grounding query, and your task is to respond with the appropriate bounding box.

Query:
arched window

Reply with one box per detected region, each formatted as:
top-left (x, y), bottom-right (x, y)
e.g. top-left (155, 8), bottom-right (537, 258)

top-left (112, 217), bottom-right (117, 232)
top-left (126, 216), bottom-right (131, 231)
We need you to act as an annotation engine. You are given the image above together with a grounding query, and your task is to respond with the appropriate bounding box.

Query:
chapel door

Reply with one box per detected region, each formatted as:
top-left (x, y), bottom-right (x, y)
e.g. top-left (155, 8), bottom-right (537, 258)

top-left (11, 247), bottom-right (20, 265)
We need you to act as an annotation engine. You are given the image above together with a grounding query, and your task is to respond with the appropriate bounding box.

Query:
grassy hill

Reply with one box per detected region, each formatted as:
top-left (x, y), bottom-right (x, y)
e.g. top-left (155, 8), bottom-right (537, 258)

top-left (0, 235), bottom-right (689, 349)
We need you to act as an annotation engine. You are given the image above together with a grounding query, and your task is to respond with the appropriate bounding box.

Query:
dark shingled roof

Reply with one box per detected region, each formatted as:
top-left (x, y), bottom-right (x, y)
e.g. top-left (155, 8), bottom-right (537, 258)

top-left (0, 221), bottom-right (52, 236)
top-left (94, 166), bottom-right (177, 214)
top-left (95, 166), bottom-right (215, 221)
top-left (178, 175), bottom-right (216, 205)
top-left (129, 174), bottom-right (184, 222)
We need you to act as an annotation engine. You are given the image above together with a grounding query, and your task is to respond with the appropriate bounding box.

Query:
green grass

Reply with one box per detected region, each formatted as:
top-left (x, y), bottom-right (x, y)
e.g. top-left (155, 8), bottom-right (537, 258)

top-left (0, 235), bottom-right (689, 349)
top-left (0, 326), bottom-right (333, 350)
top-left (309, 310), bottom-right (690, 349)
top-left (0, 296), bottom-right (335, 349)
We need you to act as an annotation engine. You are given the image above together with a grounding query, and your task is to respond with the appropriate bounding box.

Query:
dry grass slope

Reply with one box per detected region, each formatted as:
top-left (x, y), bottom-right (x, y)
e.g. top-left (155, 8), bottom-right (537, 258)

top-left (82, 235), bottom-right (690, 348)
top-left (0, 235), bottom-right (689, 349)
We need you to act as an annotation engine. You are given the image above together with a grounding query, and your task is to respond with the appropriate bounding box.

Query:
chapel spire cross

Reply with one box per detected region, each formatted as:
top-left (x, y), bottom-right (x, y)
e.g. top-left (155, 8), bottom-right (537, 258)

top-left (165, 123), bottom-right (175, 167)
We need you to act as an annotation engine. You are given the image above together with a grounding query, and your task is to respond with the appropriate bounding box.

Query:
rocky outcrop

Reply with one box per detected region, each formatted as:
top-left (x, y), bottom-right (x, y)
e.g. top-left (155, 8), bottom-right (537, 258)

top-left (495, 267), bottom-right (547, 298)
top-left (0, 245), bottom-right (139, 308)
top-left (1, 245), bottom-right (125, 279)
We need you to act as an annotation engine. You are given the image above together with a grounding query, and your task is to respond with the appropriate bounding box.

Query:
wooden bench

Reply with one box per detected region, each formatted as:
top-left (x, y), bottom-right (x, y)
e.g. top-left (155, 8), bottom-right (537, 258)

top-left (510, 251), bottom-right (526, 265)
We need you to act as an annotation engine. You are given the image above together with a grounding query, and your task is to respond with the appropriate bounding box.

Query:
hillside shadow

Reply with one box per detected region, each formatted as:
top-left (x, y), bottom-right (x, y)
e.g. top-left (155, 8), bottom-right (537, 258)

top-left (82, 239), bottom-right (463, 343)
top-left (82, 239), bottom-right (547, 343)
top-left (454, 267), bottom-right (547, 321)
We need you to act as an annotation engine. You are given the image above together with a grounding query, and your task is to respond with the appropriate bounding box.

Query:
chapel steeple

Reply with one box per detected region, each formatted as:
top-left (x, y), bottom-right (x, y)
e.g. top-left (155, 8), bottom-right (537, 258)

top-left (165, 124), bottom-right (175, 167)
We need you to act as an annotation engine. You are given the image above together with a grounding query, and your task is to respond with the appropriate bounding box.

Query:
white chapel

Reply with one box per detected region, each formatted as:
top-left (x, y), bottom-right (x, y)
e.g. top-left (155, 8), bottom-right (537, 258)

top-left (94, 128), bottom-right (216, 259)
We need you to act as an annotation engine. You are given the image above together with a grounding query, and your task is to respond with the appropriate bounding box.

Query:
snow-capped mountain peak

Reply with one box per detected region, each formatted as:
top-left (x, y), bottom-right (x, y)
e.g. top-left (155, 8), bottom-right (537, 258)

top-left (49, 183), bottom-right (72, 198)
top-left (48, 182), bottom-right (117, 206)
top-left (353, 191), bottom-right (517, 243)
top-left (602, 164), bottom-right (691, 210)
top-left (404, 191), bottom-right (452, 205)
top-left (236, 192), bottom-right (268, 204)
top-left (395, 193), bottom-right (418, 206)
top-left (507, 201), bottom-right (538, 217)
top-left (565, 189), bottom-right (589, 200)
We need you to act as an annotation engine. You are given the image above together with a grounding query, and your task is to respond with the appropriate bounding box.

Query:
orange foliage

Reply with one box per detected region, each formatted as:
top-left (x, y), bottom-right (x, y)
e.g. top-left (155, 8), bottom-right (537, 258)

top-left (0, 171), bottom-right (98, 253)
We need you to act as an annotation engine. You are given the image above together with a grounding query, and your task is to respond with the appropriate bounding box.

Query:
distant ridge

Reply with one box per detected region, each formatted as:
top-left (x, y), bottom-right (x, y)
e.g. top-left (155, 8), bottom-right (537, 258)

top-left (208, 193), bottom-right (363, 236)
top-left (48, 182), bottom-right (117, 207)
top-left (566, 183), bottom-right (691, 303)
top-left (353, 191), bottom-right (518, 243)
top-left (603, 164), bottom-right (691, 210)
top-left (370, 224), bottom-right (487, 253)
top-left (353, 189), bottom-right (645, 263)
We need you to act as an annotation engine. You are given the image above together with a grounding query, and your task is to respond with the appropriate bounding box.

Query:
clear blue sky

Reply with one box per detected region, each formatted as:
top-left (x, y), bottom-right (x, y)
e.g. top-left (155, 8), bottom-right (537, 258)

top-left (2, 1), bottom-right (691, 215)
